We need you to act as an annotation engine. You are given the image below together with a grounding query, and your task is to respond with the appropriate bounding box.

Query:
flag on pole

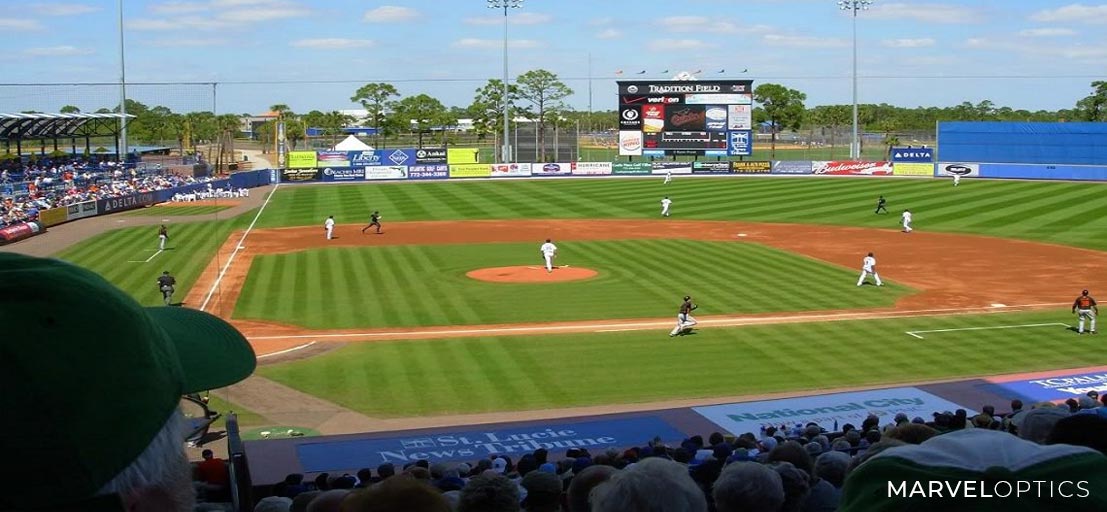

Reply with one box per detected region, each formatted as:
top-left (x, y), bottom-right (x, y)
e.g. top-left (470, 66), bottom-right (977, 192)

top-left (615, 70), bottom-right (623, 75)
top-left (717, 69), bottom-right (725, 73)
top-left (635, 70), bottom-right (646, 74)
top-left (660, 70), bottom-right (669, 74)
top-left (692, 70), bottom-right (702, 74)
top-left (740, 68), bottom-right (748, 73)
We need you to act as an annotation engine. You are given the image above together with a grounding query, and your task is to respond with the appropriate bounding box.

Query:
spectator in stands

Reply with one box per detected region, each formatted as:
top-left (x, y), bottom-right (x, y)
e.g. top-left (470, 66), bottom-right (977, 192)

top-left (814, 451), bottom-right (850, 489)
top-left (255, 496), bottom-right (293, 512)
top-left (885, 423), bottom-right (939, 444)
top-left (276, 474), bottom-right (308, 498)
top-left (713, 461), bottom-right (784, 512)
top-left (377, 463), bottom-right (396, 481)
top-left (520, 470), bottom-right (562, 512)
top-left (1047, 413), bottom-right (1107, 455)
top-left (195, 448), bottom-right (231, 499)
top-left (291, 491), bottom-right (322, 512)
top-left (566, 464), bottom-right (615, 512)
top-left (0, 253), bottom-right (256, 512)
top-left (458, 473), bottom-right (519, 512)
top-left (767, 441), bottom-right (838, 512)
top-left (1013, 405), bottom-right (1071, 444)
top-left (341, 476), bottom-right (450, 512)
top-left (591, 458), bottom-right (707, 512)
top-left (767, 462), bottom-right (810, 512)
top-left (355, 468), bottom-right (373, 488)
top-left (306, 489), bottom-right (349, 512)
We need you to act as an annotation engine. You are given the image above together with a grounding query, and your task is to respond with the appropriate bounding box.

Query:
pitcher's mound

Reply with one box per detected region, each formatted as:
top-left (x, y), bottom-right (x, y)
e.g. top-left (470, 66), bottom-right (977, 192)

top-left (467, 266), bottom-right (598, 283)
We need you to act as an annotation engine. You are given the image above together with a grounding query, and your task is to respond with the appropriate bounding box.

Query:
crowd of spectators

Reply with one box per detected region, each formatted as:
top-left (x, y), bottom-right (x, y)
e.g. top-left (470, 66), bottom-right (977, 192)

top-left (0, 156), bottom-right (218, 226)
top-left (231, 393), bottom-right (1107, 512)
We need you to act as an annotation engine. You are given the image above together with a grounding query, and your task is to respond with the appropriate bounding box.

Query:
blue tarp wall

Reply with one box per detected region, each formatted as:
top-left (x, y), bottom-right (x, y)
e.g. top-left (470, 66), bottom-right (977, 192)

top-left (939, 122), bottom-right (1107, 165)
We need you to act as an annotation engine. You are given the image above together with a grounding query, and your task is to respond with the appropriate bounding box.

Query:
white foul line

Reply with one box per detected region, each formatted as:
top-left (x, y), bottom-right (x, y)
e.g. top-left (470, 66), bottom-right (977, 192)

top-left (247, 302), bottom-right (1069, 342)
top-left (144, 249), bottom-right (164, 263)
top-left (905, 322), bottom-right (1070, 339)
top-left (199, 183), bottom-right (281, 312)
top-left (257, 341), bottom-right (317, 359)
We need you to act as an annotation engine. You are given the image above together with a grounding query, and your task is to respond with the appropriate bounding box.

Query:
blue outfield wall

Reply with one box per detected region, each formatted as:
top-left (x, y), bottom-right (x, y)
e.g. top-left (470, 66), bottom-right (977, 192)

top-left (979, 163), bottom-right (1107, 181)
top-left (939, 122), bottom-right (1107, 165)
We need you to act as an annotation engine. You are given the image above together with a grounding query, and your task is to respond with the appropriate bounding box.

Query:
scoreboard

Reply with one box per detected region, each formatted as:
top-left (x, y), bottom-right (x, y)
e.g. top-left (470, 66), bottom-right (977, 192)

top-left (617, 80), bottom-right (754, 157)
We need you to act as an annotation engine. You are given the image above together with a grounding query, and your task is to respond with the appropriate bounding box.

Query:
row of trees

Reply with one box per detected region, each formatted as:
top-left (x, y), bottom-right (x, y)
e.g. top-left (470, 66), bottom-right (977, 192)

top-left (49, 78), bottom-right (1106, 161)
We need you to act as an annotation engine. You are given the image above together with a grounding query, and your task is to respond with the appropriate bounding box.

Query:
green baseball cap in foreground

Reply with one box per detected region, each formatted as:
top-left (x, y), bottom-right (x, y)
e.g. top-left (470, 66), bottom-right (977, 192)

top-left (0, 253), bottom-right (257, 510)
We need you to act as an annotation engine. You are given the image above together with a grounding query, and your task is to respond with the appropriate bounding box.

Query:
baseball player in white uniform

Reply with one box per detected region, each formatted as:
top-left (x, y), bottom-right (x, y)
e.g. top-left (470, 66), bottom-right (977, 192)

top-left (857, 252), bottom-right (883, 286)
top-left (540, 238), bottom-right (558, 273)
top-left (901, 209), bottom-right (913, 233)
top-left (664, 170), bottom-right (672, 185)
top-left (324, 215), bottom-right (335, 240)
top-left (661, 196), bottom-right (672, 217)
top-left (953, 173), bottom-right (961, 186)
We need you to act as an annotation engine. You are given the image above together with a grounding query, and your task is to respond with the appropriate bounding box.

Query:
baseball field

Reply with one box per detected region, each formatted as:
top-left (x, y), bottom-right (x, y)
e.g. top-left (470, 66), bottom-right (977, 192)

top-left (53, 176), bottom-right (1107, 434)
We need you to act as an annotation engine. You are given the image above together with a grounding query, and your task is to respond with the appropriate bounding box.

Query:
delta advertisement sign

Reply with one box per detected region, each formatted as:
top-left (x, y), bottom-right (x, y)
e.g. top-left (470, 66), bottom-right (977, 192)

top-left (293, 416), bottom-right (686, 469)
top-left (812, 161), bottom-right (893, 176)
top-left (693, 387), bottom-right (972, 434)
top-left (987, 368), bottom-right (1107, 403)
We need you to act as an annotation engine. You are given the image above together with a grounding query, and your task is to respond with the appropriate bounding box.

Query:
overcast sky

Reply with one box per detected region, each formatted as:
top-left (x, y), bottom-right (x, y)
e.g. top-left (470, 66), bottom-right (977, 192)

top-left (2, 0), bottom-right (1105, 115)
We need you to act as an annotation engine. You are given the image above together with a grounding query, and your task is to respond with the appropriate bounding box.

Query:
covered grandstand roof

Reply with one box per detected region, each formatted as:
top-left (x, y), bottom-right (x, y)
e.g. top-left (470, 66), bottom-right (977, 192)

top-left (0, 113), bottom-right (134, 140)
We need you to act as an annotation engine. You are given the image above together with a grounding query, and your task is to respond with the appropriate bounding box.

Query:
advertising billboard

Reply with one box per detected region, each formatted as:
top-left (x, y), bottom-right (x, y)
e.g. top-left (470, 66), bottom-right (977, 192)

top-left (727, 130), bottom-right (753, 156)
top-left (937, 162), bottom-right (980, 177)
top-left (408, 164), bottom-right (449, 180)
top-left (365, 166), bottom-right (408, 180)
top-left (612, 162), bottom-right (652, 174)
top-left (534, 162), bottom-right (574, 176)
top-left (490, 163), bottom-right (532, 177)
top-left (573, 162), bottom-right (613, 175)
top-left (651, 162), bottom-right (693, 174)
top-left (415, 148), bottom-right (447, 164)
top-left (320, 167), bottom-right (365, 182)
top-left (771, 161), bottom-right (814, 174)
top-left (448, 164), bottom-right (491, 178)
top-left (447, 148), bottom-right (480, 165)
top-left (316, 151), bottom-right (350, 168)
top-left (812, 161), bottom-right (893, 176)
top-left (617, 80), bottom-right (754, 156)
top-left (732, 161), bottom-right (772, 174)
top-left (692, 161), bottom-right (732, 174)
top-left (288, 151), bottom-right (317, 169)
top-left (893, 163), bottom-right (935, 176)
top-left (281, 168), bottom-right (322, 182)
top-left (889, 147), bottom-right (934, 163)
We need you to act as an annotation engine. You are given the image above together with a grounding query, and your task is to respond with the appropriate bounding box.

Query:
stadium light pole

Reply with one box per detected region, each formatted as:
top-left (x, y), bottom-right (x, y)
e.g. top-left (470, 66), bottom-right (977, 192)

top-left (488, 0), bottom-right (522, 164)
top-left (839, 0), bottom-right (871, 159)
top-left (118, 0), bottom-right (128, 159)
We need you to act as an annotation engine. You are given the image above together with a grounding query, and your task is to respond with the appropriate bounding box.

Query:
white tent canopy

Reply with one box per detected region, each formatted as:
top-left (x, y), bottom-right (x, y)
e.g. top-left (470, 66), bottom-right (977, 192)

top-left (333, 135), bottom-right (373, 151)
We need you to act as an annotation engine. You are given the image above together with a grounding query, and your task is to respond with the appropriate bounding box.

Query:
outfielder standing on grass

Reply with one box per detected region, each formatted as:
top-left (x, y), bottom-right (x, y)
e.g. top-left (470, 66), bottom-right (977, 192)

top-left (540, 238), bottom-right (558, 273)
top-left (670, 295), bottom-right (698, 337)
top-left (1073, 289), bottom-right (1098, 335)
top-left (157, 270), bottom-right (176, 306)
top-left (158, 224), bottom-right (169, 250)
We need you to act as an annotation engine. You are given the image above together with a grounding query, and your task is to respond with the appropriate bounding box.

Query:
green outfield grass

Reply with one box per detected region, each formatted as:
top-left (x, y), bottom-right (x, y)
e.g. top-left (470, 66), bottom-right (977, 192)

top-left (125, 205), bottom-right (231, 216)
top-left (256, 178), bottom-right (1107, 251)
top-left (258, 309), bottom-right (1102, 418)
top-left (233, 240), bottom-right (909, 329)
top-left (54, 212), bottom-right (254, 306)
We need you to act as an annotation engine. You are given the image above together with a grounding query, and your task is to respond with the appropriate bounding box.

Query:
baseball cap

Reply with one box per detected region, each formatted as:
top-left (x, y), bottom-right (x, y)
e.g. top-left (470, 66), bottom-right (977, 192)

top-left (0, 253), bottom-right (257, 510)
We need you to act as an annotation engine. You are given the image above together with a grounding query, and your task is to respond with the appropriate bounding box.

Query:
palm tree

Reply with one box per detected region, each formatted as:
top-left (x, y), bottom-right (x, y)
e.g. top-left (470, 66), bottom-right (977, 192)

top-left (215, 114), bottom-right (241, 172)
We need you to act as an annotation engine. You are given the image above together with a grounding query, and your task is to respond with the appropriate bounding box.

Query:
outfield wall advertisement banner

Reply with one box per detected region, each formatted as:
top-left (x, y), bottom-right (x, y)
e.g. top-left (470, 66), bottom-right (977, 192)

top-left (490, 163), bottom-right (532, 177)
top-left (772, 161), bottom-right (814, 174)
top-left (415, 148), bottom-right (447, 164)
top-left (293, 417), bottom-right (687, 469)
top-left (812, 161), bottom-right (893, 176)
top-left (316, 151), bottom-right (350, 168)
top-left (612, 162), bottom-right (652, 174)
top-left (350, 151), bottom-right (382, 167)
top-left (0, 221), bottom-right (44, 245)
top-left (573, 162), bottom-right (613, 175)
top-left (651, 162), bottom-right (693, 174)
top-left (892, 163), bottom-right (935, 176)
top-left (365, 166), bottom-right (408, 180)
top-left (889, 147), bottom-right (934, 163)
top-left (320, 167), bottom-right (365, 182)
top-left (447, 148), bottom-right (480, 165)
top-left (727, 131), bottom-right (752, 156)
top-left (692, 161), bottom-right (732, 174)
top-left (937, 163), bottom-right (980, 177)
top-left (39, 206), bottom-right (68, 227)
top-left (448, 164), bottom-right (491, 178)
top-left (732, 161), bottom-right (772, 174)
top-left (693, 387), bottom-right (974, 435)
top-left (534, 163), bottom-right (574, 176)
top-left (288, 151), bottom-right (318, 169)
top-left (987, 368), bottom-right (1107, 402)
top-left (281, 168), bottom-right (322, 182)
top-left (408, 164), bottom-right (449, 180)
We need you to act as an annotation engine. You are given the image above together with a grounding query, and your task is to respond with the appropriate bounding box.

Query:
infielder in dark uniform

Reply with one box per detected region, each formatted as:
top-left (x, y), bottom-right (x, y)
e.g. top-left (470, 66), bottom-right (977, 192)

top-left (875, 195), bottom-right (888, 214)
top-left (669, 295), bottom-right (699, 337)
top-left (362, 211), bottom-right (382, 234)
top-left (157, 271), bottom-right (177, 306)
top-left (1072, 289), bottom-right (1098, 334)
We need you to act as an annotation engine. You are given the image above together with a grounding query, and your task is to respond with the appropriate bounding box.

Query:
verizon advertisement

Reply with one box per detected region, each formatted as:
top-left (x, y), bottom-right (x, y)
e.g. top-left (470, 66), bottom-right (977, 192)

top-left (812, 161), bottom-right (893, 176)
top-left (617, 79), bottom-right (755, 157)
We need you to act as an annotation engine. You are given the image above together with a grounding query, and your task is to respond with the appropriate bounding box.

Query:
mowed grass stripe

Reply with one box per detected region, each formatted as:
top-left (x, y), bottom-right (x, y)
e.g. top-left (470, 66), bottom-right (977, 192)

top-left (259, 309), bottom-right (1092, 417)
top-left (125, 205), bottom-right (231, 216)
